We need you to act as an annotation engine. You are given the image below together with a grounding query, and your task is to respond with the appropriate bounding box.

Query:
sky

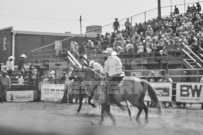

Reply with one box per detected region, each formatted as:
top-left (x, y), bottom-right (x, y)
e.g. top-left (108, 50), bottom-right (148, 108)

top-left (0, 0), bottom-right (201, 34)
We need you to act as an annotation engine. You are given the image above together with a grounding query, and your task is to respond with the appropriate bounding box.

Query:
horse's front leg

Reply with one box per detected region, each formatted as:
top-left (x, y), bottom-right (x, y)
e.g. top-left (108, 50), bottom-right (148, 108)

top-left (136, 107), bottom-right (143, 124)
top-left (106, 104), bottom-right (116, 125)
top-left (88, 96), bottom-right (96, 108)
top-left (77, 94), bottom-right (84, 113)
top-left (77, 87), bottom-right (85, 113)
top-left (98, 104), bottom-right (106, 125)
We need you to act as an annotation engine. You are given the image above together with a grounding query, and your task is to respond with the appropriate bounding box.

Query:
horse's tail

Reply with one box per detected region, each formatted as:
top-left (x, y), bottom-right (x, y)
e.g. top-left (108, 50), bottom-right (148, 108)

top-left (141, 80), bottom-right (162, 114)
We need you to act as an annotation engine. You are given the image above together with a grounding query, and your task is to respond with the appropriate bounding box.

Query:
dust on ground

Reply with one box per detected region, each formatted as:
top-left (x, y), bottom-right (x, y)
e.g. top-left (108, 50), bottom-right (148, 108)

top-left (0, 102), bottom-right (202, 135)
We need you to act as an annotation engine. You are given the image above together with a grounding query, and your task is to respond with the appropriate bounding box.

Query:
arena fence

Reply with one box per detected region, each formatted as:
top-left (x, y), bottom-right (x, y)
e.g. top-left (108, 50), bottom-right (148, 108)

top-left (39, 81), bottom-right (203, 109)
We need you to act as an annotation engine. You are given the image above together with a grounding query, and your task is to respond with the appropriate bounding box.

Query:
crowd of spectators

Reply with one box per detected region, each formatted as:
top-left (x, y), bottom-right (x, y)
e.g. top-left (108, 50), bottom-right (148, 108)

top-left (71, 2), bottom-right (203, 60)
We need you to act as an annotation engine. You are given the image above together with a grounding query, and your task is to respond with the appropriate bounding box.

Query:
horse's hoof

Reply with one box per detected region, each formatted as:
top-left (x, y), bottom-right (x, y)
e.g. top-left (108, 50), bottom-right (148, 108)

top-left (145, 119), bottom-right (149, 124)
top-left (90, 121), bottom-right (96, 126)
top-left (136, 119), bottom-right (142, 125)
top-left (77, 109), bottom-right (80, 113)
top-left (98, 122), bottom-right (103, 126)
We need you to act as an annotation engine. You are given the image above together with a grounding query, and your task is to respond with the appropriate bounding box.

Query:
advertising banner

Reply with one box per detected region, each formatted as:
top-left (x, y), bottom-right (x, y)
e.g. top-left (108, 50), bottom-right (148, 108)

top-left (176, 83), bottom-right (203, 103)
top-left (144, 83), bottom-right (172, 102)
top-left (7, 91), bottom-right (34, 102)
top-left (41, 84), bottom-right (65, 101)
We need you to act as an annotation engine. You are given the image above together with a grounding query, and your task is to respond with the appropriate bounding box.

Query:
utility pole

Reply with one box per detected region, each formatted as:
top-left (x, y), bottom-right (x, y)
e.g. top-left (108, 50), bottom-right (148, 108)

top-left (79, 15), bottom-right (82, 34)
top-left (158, 0), bottom-right (161, 19)
top-left (170, 0), bottom-right (172, 15)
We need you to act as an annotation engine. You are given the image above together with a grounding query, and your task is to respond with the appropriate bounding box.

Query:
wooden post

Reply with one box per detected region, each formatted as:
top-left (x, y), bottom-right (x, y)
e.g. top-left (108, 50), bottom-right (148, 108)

top-left (144, 12), bottom-right (146, 22)
top-left (158, 0), bottom-right (161, 19)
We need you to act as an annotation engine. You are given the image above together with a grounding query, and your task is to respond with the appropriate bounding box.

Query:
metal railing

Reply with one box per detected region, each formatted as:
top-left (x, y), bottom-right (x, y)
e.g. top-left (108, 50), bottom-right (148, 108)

top-left (124, 68), bottom-right (203, 82)
top-left (102, 0), bottom-right (203, 34)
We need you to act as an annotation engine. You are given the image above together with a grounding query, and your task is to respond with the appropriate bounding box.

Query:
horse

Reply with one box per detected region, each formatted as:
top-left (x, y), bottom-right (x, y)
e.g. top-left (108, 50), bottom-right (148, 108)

top-left (63, 74), bottom-right (96, 113)
top-left (71, 67), bottom-right (162, 125)
top-left (71, 81), bottom-right (96, 113)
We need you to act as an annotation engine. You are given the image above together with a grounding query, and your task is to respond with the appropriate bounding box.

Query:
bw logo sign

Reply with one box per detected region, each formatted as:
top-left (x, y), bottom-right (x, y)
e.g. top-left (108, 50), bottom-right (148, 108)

top-left (176, 83), bottom-right (203, 103)
top-left (180, 85), bottom-right (202, 97)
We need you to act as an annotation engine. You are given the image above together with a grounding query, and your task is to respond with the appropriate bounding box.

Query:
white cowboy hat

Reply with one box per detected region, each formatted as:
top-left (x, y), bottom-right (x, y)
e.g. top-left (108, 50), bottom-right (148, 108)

top-left (103, 48), bottom-right (117, 56)
top-left (20, 54), bottom-right (27, 58)
top-left (50, 70), bottom-right (55, 75)
top-left (8, 56), bottom-right (15, 60)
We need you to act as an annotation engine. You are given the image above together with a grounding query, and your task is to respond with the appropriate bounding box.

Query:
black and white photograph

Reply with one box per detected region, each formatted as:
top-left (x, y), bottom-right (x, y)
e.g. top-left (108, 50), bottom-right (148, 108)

top-left (0, 0), bottom-right (203, 135)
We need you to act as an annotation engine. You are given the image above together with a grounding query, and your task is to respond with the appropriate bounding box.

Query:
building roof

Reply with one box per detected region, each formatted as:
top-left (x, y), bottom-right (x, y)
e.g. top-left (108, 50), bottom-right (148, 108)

top-left (12, 30), bottom-right (96, 38)
top-left (0, 26), bottom-right (13, 31)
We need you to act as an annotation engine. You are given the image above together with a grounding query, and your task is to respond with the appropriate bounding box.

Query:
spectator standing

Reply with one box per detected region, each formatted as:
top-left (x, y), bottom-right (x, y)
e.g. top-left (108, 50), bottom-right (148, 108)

top-left (18, 54), bottom-right (27, 76)
top-left (196, 2), bottom-right (201, 12)
top-left (174, 6), bottom-right (179, 14)
top-left (148, 71), bottom-right (157, 82)
top-left (181, 70), bottom-right (191, 82)
top-left (6, 56), bottom-right (15, 77)
top-left (62, 67), bottom-right (74, 103)
top-left (125, 18), bottom-right (132, 36)
top-left (200, 74), bottom-right (203, 82)
top-left (113, 18), bottom-right (120, 34)
top-left (163, 74), bottom-right (173, 82)
top-left (0, 70), bottom-right (11, 102)
top-left (48, 70), bottom-right (55, 84)
top-left (17, 74), bottom-right (24, 85)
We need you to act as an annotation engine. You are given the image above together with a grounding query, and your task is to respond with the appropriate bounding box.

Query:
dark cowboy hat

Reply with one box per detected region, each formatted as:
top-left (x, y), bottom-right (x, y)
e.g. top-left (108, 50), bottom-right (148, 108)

top-left (115, 18), bottom-right (118, 20)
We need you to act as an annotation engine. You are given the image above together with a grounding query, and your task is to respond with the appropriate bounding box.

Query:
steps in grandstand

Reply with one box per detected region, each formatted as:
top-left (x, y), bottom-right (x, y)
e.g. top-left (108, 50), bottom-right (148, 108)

top-left (181, 43), bottom-right (203, 69)
top-left (31, 50), bottom-right (68, 68)
top-left (198, 46), bottom-right (203, 58)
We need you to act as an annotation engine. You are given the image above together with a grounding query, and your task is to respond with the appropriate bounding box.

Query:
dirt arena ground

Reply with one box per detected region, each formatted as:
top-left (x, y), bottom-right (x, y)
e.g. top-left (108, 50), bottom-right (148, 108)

top-left (0, 102), bottom-right (202, 135)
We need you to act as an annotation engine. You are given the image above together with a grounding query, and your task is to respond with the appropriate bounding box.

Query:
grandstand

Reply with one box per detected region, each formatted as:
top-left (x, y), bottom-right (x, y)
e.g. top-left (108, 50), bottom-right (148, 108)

top-left (31, 0), bottom-right (203, 83)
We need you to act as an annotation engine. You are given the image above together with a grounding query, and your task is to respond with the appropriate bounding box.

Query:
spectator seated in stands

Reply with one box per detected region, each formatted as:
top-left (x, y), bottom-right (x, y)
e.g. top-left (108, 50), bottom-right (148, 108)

top-left (145, 25), bottom-right (154, 37)
top-left (90, 5), bottom-right (203, 59)
top-left (113, 31), bottom-right (125, 49)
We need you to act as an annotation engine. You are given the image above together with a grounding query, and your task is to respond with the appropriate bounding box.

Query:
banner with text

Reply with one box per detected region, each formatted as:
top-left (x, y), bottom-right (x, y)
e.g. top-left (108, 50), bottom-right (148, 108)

top-left (176, 83), bottom-right (203, 103)
top-left (41, 84), bottom-right (65, 101)
top-left (7, 91), bottom-right (34, 102)
top-left (144, 83), bottom-right (172, 102)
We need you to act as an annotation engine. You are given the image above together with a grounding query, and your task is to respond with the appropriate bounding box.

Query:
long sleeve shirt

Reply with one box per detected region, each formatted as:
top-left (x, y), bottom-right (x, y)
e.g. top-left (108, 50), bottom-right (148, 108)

top-left (6, 60), bottom-right (14, 71)
top-left (91, 62), bottom-right (104, 72)
top-left (102, 55), bottom-right (123, 77)
top-left (0, 75), bottom-right (11, 89)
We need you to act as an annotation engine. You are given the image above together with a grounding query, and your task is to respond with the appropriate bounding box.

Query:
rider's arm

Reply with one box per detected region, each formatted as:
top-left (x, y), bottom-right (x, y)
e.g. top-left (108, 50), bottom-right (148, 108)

top-left (102, 60), bottom-right (109, 75)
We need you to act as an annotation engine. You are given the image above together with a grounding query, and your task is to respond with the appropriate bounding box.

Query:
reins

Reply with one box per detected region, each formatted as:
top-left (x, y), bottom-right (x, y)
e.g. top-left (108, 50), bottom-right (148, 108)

top-left (83, 67), bottom-right (105, 95)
